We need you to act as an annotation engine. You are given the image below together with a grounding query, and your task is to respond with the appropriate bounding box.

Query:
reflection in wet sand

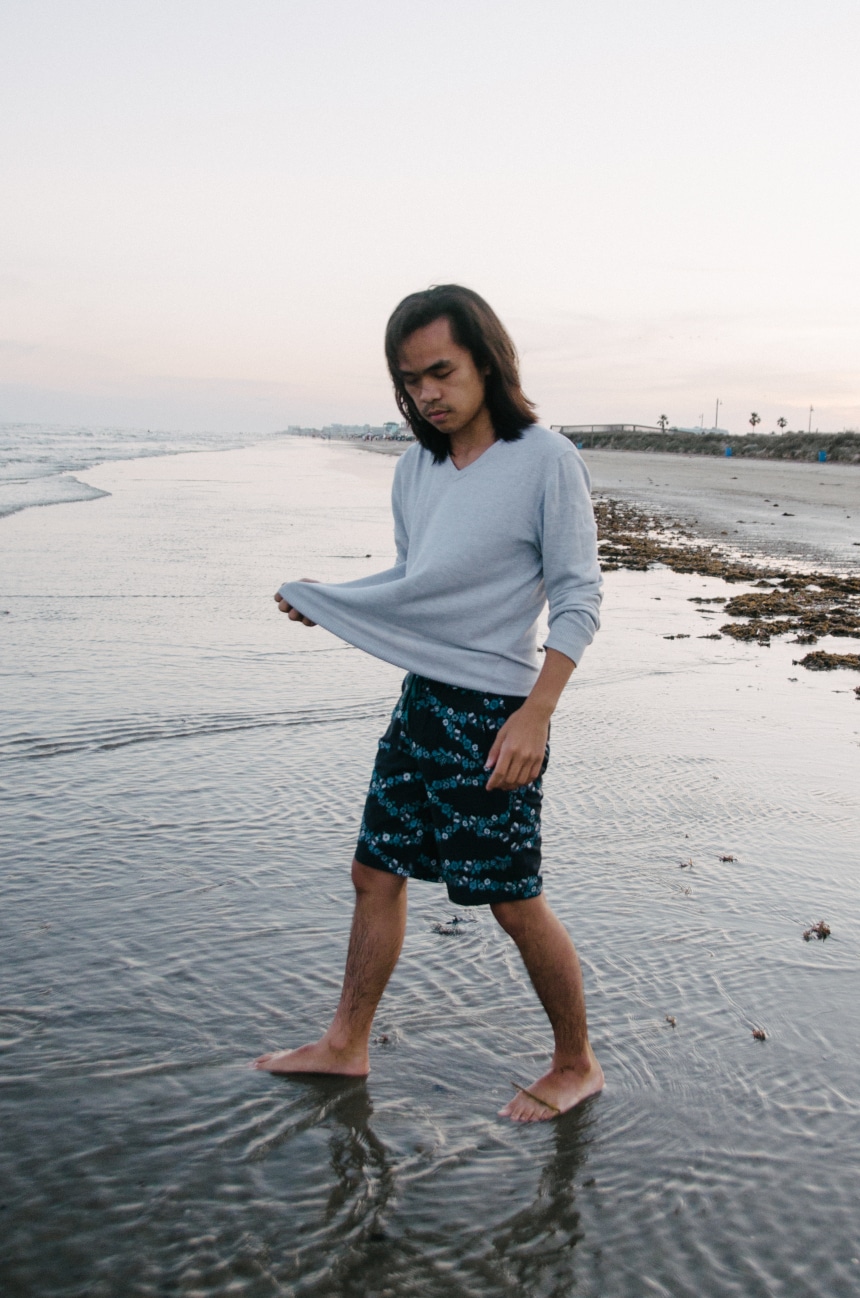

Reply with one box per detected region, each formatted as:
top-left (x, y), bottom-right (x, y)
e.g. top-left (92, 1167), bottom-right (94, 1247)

top-left (271, 1076), bottom-right (595, 1297)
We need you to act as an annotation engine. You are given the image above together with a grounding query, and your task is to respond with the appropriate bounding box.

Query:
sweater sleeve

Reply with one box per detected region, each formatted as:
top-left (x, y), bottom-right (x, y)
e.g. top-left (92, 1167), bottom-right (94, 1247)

top-left (392, 457), bottom-right (409, 565)
top-left (540, 449), bottom-right (603, 666)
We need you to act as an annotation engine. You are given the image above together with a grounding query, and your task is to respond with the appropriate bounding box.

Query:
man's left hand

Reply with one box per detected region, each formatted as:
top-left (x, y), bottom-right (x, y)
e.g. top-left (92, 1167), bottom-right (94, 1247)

top-left (484, 706), bottom-right (549, 791)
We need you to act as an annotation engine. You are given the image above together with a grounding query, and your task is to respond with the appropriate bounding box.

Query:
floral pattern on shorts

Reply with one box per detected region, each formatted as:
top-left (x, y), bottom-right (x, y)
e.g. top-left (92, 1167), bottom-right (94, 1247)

top-left (355, 674), bottom-right (547, 906)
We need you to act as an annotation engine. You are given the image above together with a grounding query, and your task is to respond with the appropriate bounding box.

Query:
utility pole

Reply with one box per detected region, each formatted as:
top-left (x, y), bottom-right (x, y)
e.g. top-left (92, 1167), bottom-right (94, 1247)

top-left (714, 398), bottom-right (721, 430)
top-left (808, 406), bottom-right (814, 434)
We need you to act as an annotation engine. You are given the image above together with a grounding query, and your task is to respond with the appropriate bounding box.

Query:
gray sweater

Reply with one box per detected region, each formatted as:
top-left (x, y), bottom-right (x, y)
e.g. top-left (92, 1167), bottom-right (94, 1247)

top-left (278, 424), bottom-right (602, 695)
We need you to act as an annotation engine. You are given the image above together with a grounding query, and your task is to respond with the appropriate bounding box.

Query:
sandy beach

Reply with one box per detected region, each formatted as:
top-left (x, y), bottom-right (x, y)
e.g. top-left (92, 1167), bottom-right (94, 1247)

top-left (2, 435), bottom-right (859, 1298)
top-left (357, 438), bottom-right (860, 568)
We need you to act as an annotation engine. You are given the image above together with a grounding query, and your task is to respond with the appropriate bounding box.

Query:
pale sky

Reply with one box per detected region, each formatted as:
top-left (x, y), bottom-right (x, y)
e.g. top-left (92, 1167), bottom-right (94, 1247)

top-left (2, 0), bottom-right (858, 435)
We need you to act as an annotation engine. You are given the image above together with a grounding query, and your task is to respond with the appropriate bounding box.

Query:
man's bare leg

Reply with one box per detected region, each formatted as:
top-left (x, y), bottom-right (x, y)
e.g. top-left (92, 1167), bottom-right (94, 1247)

top-left (254, 860), bottom-right (407, 1075)
top-left (491, 893), bottom-right (604, 1122)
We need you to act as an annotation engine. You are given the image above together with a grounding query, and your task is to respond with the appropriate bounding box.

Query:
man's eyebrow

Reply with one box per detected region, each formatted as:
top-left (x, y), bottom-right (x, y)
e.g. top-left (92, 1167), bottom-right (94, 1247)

top-left (399, 358), bottom-right (454, 378)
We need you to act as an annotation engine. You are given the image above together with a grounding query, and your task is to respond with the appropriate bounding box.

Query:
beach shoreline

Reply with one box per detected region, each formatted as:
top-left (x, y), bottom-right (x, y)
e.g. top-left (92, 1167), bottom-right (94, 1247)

top-left (6, 430), bottom-right (857, 573)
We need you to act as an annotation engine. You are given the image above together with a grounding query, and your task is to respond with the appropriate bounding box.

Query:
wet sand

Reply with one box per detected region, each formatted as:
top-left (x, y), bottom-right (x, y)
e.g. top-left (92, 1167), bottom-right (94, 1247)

top-left (582, 449), bottom-right (860, 569)
top-left (2, 436), bottom-right (859, 1298)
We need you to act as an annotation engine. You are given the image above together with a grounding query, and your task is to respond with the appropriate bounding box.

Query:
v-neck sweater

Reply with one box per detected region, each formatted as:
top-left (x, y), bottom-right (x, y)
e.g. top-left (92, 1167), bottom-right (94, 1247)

top-left (277, 424), bottom-right (602, 695)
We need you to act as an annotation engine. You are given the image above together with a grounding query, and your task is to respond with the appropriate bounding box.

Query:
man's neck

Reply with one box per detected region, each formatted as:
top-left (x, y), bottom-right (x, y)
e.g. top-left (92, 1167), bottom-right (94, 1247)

top-left (447, 409), bottom-right (496, 469)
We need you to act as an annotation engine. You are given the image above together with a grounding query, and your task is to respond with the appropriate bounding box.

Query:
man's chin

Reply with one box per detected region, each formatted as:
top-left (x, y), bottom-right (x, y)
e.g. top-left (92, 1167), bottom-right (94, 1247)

top-left (422, 417), bottom-right (453, 436)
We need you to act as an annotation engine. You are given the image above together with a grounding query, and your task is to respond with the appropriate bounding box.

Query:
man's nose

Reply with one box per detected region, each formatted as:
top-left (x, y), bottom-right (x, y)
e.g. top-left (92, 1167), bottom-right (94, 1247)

top-left (419, 377), bottom-right (442, 403)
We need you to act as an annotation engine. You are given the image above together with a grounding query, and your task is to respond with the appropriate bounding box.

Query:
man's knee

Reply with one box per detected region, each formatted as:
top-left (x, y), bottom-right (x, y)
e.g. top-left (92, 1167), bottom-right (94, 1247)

top-left (491, 893), bottom-right (547, 938)
top-left (351, 857), bottom-right (406, 900)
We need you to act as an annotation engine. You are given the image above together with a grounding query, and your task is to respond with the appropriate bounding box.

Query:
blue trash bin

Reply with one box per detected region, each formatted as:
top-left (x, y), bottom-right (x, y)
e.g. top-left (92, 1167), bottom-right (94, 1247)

top-left (725, 446), bottom-right (733, 457)
top-left (818, 450), bottom-right (827, 462)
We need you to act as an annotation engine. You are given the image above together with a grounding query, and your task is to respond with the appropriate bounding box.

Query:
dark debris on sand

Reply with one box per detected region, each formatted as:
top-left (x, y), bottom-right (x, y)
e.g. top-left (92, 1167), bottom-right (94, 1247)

top-left (595, 498), bottom-right (860, 681)
top-left (793, 650), bottom-right (860, 672)
top-left (803, 921), bottom-right (831, 941)
top-left (432, 915), bottom-right (478, 936)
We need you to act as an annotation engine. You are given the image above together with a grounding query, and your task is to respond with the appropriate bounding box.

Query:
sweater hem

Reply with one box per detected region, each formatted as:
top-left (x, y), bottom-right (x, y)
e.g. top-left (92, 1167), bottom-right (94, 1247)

top-left (296, 614), bottom-right (541, 696)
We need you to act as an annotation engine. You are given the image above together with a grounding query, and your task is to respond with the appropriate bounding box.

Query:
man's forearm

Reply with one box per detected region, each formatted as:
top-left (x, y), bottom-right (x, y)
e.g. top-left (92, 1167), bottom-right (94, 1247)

top-left (521, 647), bottom-right (576, 720)
top-left (484, 648), bottom-right (575, 790)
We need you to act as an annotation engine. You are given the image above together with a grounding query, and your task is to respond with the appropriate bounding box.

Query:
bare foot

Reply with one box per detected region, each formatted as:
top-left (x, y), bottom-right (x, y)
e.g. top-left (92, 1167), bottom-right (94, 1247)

top-left (253, 1036), bottom-right (369, 1077)
top-left (499, 1052), bottom-right (605, 1122)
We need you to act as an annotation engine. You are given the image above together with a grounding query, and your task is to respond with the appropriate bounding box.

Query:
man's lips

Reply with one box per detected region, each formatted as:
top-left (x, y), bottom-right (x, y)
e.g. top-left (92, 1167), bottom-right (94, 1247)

top-left (425, 410), bottom-right (449, 423)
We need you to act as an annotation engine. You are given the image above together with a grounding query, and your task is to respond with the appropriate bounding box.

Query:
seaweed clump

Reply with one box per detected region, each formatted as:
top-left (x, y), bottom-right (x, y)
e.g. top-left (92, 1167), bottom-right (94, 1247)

top-left (792, 651), bottom-right (860, 672)
top-left (720, 581), bottom-right (860, 645)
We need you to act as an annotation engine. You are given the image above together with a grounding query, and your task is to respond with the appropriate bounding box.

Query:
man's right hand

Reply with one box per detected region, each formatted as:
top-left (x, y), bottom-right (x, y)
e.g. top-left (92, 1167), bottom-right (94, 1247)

top-left (273, 579), bottom-right (319, 626)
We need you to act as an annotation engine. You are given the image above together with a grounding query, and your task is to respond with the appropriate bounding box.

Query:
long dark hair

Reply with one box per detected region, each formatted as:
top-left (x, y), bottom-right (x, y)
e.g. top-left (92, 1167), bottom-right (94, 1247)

top-left (384, 285), bottom-right (537, 462)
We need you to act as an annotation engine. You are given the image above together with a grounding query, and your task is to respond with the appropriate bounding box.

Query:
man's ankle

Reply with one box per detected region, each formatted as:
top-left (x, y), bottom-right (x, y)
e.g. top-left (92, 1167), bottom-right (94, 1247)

top-left (324, 1025), bottom-right (367, 1056)
top-left (552, 1045), bottom-right (597, 1073)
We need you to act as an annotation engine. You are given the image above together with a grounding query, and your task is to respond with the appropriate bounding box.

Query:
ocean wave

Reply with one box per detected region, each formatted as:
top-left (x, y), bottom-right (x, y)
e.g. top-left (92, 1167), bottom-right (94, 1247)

top-left (0, 473), bottom-right (111, 518)
top-left (0, 422), bottom-right (290, 520)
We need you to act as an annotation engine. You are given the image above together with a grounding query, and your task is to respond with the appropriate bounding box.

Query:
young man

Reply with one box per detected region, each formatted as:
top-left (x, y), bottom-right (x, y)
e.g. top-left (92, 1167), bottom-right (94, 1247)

top-left (255, 285), bottom-right (604, 1121)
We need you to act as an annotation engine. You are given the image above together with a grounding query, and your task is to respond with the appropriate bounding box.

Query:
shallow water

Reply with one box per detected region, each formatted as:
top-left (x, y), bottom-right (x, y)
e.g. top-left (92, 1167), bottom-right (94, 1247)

top-left (2, 437), bottom-right (859, 1297)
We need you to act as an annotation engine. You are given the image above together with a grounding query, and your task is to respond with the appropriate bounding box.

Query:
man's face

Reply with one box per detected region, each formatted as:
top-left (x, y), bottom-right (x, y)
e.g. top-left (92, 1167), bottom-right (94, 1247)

top-left (397, 316), bottom-right (489, 437)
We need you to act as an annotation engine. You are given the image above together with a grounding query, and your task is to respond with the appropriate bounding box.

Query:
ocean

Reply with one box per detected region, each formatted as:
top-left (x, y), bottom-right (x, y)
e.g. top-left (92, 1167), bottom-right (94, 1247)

top-left (0, 421), bottom-right (296, 519)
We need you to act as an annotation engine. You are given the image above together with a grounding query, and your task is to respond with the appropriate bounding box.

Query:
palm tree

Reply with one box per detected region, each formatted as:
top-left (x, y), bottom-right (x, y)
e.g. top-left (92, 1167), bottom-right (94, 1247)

top-left (777, 417), bottom-right (787, 431)
top-left (749, 412), bottom-right (761, 432)
top-left (657, 414), bottom-right (669, 433)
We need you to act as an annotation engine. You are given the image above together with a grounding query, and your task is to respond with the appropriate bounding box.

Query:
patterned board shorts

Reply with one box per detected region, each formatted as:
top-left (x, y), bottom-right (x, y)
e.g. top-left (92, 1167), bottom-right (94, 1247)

top-left (355, 673), bottom-right (548, 906)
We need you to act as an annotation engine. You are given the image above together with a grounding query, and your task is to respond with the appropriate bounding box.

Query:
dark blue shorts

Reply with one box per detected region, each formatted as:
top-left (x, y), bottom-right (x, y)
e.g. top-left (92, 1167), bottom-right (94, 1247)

top-left (355, 674), bottom-right (547, 906)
